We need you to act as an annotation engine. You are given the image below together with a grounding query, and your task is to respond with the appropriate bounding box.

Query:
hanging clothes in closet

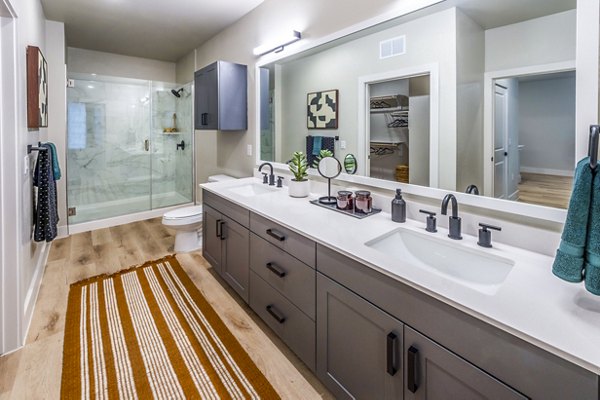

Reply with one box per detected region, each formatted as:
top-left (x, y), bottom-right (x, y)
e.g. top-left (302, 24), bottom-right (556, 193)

top-left (33, 143), bottom-right (59, 242)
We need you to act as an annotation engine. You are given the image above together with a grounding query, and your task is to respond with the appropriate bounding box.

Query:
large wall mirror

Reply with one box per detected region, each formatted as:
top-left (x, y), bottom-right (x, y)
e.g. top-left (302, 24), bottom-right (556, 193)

top-left (258, 0), bottom-right (579, 211)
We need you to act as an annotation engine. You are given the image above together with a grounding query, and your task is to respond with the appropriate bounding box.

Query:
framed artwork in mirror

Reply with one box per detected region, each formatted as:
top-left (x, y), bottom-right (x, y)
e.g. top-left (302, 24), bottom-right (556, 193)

top-left (307, 89), bottom-right (338, 129)
top-left (26, 46), bottom-right (48, 129)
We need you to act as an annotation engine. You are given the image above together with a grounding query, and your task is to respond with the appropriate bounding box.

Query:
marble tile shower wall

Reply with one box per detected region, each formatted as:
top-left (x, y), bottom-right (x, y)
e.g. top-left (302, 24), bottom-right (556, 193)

top-left (66, 78), bottom-right (194, 222)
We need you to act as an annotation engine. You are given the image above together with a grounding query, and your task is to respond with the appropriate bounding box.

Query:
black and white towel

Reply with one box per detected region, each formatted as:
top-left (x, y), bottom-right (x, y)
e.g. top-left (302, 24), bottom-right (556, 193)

top-left (33, 143), bottom-right (59, 242)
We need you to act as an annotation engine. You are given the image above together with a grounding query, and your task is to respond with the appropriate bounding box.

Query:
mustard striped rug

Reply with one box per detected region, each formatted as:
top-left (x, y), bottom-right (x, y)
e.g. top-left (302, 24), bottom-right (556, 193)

top-left (61, 255), bottom-right (280, 399)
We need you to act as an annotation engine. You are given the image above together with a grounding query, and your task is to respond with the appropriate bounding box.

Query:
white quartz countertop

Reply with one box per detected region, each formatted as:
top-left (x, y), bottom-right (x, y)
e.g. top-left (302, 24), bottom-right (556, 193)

top-left (201, 177), bottom-right (600, 375)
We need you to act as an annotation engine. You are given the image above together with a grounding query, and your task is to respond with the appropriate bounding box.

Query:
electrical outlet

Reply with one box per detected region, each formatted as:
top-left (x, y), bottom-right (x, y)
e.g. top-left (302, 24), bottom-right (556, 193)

top-left (340, 140), bottom-right (347, 150)
top-left (24, 156), bottom-right (30, 175)
top-left (246, 144), bottom-right (253, 156)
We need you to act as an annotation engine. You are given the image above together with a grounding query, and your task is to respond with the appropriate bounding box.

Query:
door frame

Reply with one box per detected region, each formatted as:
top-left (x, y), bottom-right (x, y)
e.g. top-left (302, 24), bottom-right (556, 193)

top-left (358, 63), bottom-right (439, 186)
top-left (0, 0), bottom-right (20, 354)
top-left (492, 83), bottom-right (509, 199)
top-left (483, 61), bottom-right (576, 197)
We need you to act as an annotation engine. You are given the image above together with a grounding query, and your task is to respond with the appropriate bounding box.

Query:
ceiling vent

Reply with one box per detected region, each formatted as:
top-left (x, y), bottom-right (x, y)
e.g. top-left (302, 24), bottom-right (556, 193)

top-left (380, 36), bottom-right (406, 59)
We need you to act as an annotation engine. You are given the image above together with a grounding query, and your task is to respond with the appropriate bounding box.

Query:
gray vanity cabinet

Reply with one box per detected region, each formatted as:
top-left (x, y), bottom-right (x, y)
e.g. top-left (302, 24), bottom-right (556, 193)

top-left (316, 272), bottom-right (404, 400)
top-left (194, 60), bottom-right (247, 131)
top-left (202, 191), bottom-right (250, 302)
top-left (404, 326), bottom-right (526, 400)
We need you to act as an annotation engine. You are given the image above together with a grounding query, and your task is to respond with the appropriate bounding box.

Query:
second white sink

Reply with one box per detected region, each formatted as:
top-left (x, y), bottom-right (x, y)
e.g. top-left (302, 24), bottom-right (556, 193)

top-left (365, 227), bottom-right (514, 295)
top-left (226, 183), bottom-right (277, 197)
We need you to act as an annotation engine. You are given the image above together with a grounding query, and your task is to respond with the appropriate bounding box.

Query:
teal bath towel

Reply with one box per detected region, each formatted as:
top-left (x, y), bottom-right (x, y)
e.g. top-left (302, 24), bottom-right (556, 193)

top-left (552, 157), bottom-right (594, 282)
top-left (46, 142), bottom-right (61, 180)
top-left (312, 136), bottom-right (322, 156)
top-left (585, 171), bottom-right (600, 295)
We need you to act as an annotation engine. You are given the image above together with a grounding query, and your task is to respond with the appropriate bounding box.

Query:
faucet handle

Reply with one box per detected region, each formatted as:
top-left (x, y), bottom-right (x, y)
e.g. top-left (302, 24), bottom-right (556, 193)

top-left (276, 176), bottom-right (284, 188)
top-left (262, 173), bottom-right (268, 184)
top-left (477, 223), bottom-right (501, 248)
top-left (419, 209), bottom-right (437, 233)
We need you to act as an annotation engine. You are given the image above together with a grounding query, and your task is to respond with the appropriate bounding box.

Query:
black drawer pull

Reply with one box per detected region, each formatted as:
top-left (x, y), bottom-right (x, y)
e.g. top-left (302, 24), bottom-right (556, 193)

top-left (219, 221), bottom-right (227, 240)
top-left (266, 228), bottom-right (286, 241)
top-left (266, 305), bottom-right (286, 324)
top-left (201, 113), bottom-right (208, 126)
top-left (387, 332), bottom-right (398, 376)
top-left (407, 346), bottom-right (419, 393)
top-left (266, 262), bottom-right (286, 278)
top-left (216, 219), bottom-right (222, 238)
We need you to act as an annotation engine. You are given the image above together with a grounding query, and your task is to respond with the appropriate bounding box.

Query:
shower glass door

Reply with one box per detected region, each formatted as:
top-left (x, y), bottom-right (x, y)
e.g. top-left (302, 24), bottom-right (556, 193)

top-left (66, 74), bottom-right (194, 226)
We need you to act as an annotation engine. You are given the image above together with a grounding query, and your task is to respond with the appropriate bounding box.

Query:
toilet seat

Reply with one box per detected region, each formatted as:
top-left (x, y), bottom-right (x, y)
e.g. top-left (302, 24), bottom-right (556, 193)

top-left (163, 206), bottom-right (203, 226)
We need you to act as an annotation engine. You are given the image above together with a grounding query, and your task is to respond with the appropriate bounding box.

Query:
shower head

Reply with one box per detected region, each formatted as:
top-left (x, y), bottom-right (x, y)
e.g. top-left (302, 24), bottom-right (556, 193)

top-left (171, 88), bottom-right (184, 98)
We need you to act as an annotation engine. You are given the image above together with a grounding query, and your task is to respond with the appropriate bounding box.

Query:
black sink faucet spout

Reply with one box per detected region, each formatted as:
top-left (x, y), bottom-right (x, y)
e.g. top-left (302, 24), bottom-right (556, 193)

top-left (441, 194), bottom-right (462, 240)
top-left (259, 162), bottom-right (275, 186)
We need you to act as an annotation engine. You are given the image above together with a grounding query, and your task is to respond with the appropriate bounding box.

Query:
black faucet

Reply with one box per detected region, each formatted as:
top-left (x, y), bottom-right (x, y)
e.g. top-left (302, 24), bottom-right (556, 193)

top-left (465, 184), bottom-right (479, 195)
top-left (259, 162), bottom-right (275, 186)
top-left (441, 194), bottom-right (462, 240)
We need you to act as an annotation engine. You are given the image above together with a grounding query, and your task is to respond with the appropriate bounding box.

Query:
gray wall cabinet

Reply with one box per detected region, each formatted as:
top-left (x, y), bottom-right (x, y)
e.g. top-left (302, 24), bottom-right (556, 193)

top-left (194, 61), bottom-right (247, 131)
top-left (317, 273), bottom-right (404, 400)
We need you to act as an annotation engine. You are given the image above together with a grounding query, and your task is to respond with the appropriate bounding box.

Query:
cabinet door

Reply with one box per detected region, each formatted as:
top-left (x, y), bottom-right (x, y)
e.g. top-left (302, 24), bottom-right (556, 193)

top-left (221, 215), bottom-right (250, 302)
top-left (202, 204), bottom-right (222, 273)
top-left (194, 63), bottom-right (218, 130)
top-left (317, 273), bottom-right (403, 400)
top-left (404, 326), bottom-right (526, 400)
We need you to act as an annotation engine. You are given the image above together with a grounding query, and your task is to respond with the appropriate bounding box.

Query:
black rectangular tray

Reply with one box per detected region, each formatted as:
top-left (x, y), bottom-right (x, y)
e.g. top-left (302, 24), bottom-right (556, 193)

top-left (309, 199), bottom-right (382, 219)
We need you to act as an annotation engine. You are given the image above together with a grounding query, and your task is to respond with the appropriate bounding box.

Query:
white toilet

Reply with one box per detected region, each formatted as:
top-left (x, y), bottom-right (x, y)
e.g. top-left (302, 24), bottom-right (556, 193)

top-left (162, 174), bottom-right (236, 252)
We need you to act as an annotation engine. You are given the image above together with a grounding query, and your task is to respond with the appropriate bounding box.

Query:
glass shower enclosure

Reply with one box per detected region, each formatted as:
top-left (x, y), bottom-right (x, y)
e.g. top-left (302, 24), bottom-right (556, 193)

top-left (66, 74), bottom-right (194, 225)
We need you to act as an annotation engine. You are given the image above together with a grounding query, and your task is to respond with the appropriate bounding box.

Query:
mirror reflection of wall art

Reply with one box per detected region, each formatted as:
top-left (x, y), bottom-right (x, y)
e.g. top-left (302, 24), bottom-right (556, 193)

top-left (26, 46), bottom-right (48, 129)
top-left (307, 89), bottom-right (338, 129)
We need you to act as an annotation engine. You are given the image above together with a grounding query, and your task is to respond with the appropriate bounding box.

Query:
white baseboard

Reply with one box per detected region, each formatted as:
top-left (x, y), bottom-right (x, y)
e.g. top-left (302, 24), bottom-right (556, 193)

top-left (56, 225), bottom-right (68, 239)
top-left (520, 167), bottom-right (572, 177)
top-left (22, 241), bottom-right (51, 344)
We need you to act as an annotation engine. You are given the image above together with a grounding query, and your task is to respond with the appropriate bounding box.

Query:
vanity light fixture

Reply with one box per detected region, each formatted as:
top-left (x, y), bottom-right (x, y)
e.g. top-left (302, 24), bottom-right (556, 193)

top-left (253, 30), bottom-right (302, 57)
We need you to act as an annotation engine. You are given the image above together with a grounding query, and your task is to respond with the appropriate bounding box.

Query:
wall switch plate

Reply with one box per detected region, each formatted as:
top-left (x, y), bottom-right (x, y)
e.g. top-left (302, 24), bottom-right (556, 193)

top-left (23, 156), bottom-right (30, 175)
top-left (247, 144), bottom-right (253, 156)
top-left (340, 140), bottom-right (347, 150)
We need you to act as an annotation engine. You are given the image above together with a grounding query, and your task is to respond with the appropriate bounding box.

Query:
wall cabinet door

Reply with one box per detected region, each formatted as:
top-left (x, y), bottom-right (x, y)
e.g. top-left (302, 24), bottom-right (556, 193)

top-left (221, 215), bottom-right (250, 302)
top-left (404, 326), bottom-right (526, 400)
top-left (316, 273), bottom-right (404, 400)
top-left (202, 204), bottom-right (222, 273)
top-left (194, 63), bottom-right (218, 130)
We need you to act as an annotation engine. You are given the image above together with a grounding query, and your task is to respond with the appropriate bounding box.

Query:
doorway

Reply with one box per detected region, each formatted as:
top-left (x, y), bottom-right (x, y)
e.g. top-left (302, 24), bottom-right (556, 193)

top-left (491, 70), bottom-right (576, 208)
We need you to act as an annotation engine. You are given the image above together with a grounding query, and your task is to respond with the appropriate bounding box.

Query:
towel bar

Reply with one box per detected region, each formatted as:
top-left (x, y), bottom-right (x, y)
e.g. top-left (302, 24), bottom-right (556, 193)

top-left (27, 142), bottom-right (47, 154)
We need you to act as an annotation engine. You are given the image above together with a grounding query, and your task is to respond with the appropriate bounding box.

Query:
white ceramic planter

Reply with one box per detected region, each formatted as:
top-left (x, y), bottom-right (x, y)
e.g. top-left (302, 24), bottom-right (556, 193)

top-left (288, 179), bottom-right (310, 198)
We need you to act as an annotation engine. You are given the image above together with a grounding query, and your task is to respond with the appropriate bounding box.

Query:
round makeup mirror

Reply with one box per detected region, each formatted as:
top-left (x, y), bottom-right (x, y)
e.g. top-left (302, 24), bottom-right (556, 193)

top-left (344, 154), bottom-right (357, 174)
top-left (317, 156), bottom-right (342, 204)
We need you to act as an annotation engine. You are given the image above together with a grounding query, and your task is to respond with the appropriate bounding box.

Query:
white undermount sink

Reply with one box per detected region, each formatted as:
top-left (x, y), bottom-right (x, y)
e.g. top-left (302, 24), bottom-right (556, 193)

top-left (226, 182), bottom-right (277, 197)
top-left (365, 228), bottom-right (515, 295)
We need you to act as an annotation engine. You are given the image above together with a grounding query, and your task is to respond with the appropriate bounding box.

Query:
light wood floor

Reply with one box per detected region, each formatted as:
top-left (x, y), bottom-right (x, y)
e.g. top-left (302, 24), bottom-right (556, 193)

top-left (517, 172), bottom-right (572, 209)
top-left (0, 218), bottom-right (332, 400)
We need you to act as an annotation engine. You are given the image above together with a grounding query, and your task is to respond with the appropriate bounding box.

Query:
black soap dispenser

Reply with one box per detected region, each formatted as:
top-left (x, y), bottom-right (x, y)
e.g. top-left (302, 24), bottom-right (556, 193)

top-left (391, 188), bottom-right (406, 223)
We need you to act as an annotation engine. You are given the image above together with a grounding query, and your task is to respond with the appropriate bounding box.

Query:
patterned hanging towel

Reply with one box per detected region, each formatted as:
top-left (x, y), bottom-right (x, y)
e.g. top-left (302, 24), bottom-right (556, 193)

top-left (33, 144), bottom-right (59, 242)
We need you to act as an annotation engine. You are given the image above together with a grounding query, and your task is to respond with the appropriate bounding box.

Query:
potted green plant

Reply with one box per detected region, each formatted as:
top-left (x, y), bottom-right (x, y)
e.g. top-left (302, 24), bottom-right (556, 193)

top-left (288, 151), bottom-right (310, 198)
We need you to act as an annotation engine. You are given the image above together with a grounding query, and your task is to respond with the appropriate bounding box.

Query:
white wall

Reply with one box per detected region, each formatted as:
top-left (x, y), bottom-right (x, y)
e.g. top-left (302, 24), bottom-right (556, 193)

top-left (67, 47), bottom-right (176, 82)
top-left (46, 21), bottom-right (67, 237)
top-left (0, 0), bottom-right (64, 354)
top-left (456, 9), bottom-right (484, 193)
top-left (519, 75), bottom-right (576, 175)
top-left (485, 10), bottom-right (576, 72)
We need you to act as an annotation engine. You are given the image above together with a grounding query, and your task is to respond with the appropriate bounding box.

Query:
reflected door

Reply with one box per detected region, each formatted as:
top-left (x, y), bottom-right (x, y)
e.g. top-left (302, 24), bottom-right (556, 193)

top-left (493, 84), bottom-right (508, 199)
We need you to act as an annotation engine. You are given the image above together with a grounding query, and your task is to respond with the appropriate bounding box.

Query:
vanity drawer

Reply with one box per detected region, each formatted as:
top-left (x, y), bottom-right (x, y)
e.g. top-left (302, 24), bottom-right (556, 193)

top-left (203, 189), bottom-right (249, 228)
top-left (250, 271), bottom-right (315, 371)
top-left (250, 233), bottom-right (315, 320)
top-left (250, 212), bottom-right (315, 267)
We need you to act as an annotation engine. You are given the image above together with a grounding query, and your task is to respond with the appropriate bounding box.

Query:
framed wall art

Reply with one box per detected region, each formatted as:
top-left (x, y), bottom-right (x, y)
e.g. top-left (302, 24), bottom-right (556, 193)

top-left (307, 89), bottom-right (338, 129)
top-left (26, 46), bottom-right (48, 129)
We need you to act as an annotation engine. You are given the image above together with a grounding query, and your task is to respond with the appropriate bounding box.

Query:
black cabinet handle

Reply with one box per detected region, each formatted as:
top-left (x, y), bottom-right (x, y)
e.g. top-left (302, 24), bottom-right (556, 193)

top-left (216, 219), bottom-right (222, 238)
top-left (266, 262), bottom-right (286, 278)
top-left (266, 228), bottom-right (286, 241)
top-left (201, 113), bottom-right (208, 126)
top-left (407, 346), bottom-right (419, 393)
top-left (266, 305), bottom-right (286, 324)
top-left (387, 332), bottom-right (398, 376)
top-left (219, 221), bottom-right (227, 240)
